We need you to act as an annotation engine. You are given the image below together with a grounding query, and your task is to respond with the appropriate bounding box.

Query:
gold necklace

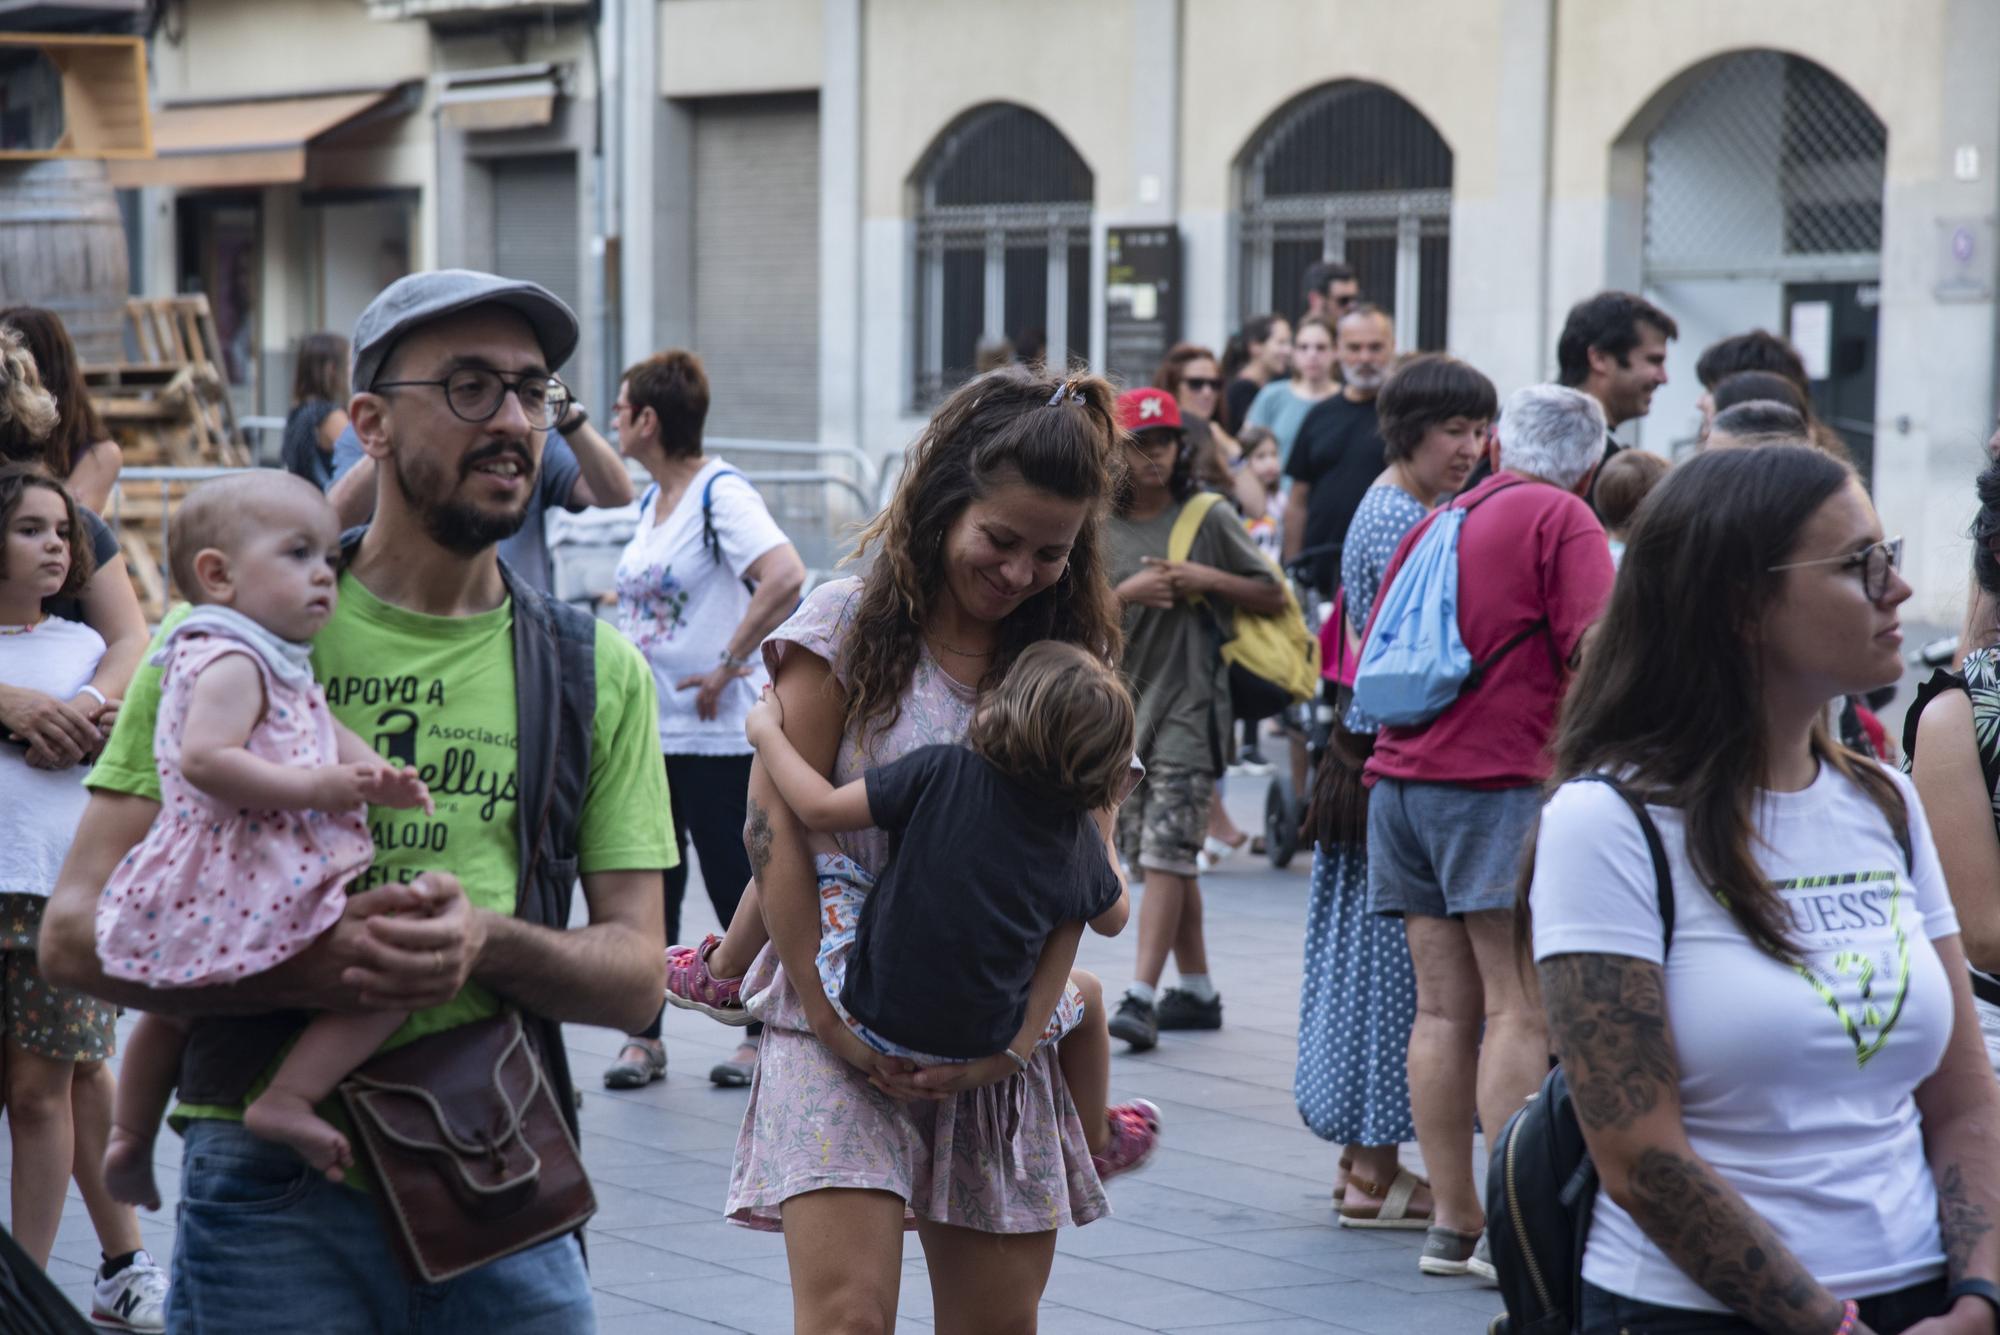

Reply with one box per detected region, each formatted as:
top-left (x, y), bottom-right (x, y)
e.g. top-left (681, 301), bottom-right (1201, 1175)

top-left (927, 634), bottom-right (994, 658)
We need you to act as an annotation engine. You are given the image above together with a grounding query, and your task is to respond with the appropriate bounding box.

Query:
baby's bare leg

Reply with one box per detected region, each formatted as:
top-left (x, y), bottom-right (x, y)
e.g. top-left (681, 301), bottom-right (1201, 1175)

top-left (703, 878), bottom-right (770, 980)
top-left (103, 1014), bottom-right (192, 1211)
top-left (243, 1010), bottom-right (407, 1179)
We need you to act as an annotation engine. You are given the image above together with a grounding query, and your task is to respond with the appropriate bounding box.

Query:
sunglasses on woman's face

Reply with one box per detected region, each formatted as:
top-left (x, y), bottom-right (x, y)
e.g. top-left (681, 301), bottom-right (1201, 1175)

top-left (1182, 377), bottom-right (1222, 393)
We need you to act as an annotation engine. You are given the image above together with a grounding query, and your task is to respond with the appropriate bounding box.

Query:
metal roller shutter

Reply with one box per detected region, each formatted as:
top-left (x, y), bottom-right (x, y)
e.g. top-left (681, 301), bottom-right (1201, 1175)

top-left (491, 154), bottom-right (584, 385)
top-left (691, 94), bottom-right (819, 441)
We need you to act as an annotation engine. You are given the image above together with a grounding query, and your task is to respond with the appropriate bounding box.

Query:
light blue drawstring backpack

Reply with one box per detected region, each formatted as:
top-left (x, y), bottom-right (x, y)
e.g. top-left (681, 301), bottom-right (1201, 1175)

top-left (1352, 479), bottom-right (1547, 728)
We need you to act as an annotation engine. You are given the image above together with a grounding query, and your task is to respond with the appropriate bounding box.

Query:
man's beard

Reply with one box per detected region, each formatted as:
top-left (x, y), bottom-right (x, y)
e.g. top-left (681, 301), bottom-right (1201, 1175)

top-left (1341, 362), bottom-right (1386, 392)
top-left (393, 440), bottom-right (536, 556)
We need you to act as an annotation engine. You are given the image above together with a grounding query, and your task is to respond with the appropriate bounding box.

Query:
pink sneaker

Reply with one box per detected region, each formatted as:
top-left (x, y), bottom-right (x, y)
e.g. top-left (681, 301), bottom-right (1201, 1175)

top-left (662, 935), bottom-right (754, 1026)
top-left (1093, 1099), bottom-right (1162, 1182)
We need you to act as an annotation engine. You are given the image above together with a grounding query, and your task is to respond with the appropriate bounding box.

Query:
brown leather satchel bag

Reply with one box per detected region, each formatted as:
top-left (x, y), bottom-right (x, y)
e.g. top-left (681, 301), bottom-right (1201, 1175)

top-left (337, 1011), bottom-right (596, 1284)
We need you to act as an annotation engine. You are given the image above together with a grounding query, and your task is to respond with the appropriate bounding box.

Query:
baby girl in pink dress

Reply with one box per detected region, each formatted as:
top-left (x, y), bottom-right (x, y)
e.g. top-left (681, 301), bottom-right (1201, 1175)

top-left (98, 474), bottom-right (431, 1210)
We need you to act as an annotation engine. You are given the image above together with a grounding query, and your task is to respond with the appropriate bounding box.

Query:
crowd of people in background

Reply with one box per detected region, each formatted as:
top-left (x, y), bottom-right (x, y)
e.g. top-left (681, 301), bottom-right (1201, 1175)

top-left (0, 248), bottom-right (1997, 1335)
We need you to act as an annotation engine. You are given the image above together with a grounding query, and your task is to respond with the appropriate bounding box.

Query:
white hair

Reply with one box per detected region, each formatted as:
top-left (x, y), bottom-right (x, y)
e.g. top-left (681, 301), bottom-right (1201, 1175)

top-left (1497, 384), bottom-right (1606, 491)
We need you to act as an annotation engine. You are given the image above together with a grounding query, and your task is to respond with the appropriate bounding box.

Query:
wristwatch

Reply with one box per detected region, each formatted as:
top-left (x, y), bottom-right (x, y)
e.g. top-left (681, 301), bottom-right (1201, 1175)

top-left (557, 404), bottom-right (588, 435)
top-left (720, 650), bottom-right (754, 671)
top-left (1950, 1280), bottom-right (2000, 1333)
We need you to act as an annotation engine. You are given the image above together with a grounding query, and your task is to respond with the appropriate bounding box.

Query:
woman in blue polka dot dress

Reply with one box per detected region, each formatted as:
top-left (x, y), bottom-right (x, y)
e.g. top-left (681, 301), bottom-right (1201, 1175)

top-left (1295, 355), bottom-right (1494, 1229)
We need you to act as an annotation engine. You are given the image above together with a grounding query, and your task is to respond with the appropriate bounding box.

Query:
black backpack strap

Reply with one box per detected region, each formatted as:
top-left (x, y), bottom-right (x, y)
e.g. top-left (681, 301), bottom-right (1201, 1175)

top-left (1572, 774), bottom-right (1675, 949)
top-left (502, 561), bottom-right (598, 1145)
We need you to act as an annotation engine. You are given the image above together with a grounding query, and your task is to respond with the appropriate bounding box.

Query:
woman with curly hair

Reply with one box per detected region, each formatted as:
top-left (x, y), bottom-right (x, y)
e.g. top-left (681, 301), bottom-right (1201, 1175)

top-left (659, 365), bottom-right (1140, 1331)
top-left (0, 307), bottom-right (121, 513)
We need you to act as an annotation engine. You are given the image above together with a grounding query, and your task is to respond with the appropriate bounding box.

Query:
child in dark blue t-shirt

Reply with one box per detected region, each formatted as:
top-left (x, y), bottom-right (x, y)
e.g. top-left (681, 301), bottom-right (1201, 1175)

top-left (666, 640), bottom-right (1161, 1179)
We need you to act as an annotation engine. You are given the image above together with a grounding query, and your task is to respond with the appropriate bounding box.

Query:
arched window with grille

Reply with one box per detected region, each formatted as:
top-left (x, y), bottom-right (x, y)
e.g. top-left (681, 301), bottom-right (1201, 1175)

top-left (1637, 50), bottom-right (1887, 476)
top-left (1237, 82), bottom-right (1453, 348)
top-left (911, 104), bottom-right (1093, 407)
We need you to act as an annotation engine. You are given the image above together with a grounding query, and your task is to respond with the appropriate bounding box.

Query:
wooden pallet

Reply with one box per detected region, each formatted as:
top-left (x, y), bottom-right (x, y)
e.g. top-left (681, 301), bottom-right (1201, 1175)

top-left (82, 296), bottom-right (254, 618)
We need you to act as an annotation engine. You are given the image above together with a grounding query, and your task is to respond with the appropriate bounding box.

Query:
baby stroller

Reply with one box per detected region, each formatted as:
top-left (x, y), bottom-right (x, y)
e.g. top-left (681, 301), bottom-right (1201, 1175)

top-left (1260, 543), bottom-right (1341, 869)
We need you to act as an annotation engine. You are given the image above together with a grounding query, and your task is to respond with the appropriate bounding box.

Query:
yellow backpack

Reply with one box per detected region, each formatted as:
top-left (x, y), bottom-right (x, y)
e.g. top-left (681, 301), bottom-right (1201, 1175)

top-left (1166, 491), bottom-right (1322, 719)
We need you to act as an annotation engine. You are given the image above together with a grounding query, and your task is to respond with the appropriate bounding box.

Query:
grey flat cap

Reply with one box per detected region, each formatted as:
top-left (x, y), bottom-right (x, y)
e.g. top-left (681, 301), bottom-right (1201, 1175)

top-left (350, 269), bottom-right (580, 391)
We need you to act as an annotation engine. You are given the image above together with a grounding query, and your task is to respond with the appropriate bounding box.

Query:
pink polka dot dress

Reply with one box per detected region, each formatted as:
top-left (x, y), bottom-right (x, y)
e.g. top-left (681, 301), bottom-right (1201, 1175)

top-left (95, 624), bottom-right (373, 989)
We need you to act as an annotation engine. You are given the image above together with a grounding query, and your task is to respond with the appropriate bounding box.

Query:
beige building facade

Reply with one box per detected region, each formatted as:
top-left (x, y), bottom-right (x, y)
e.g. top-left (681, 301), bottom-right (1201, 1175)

top-left (67, 0), bottom-right (2000, 620)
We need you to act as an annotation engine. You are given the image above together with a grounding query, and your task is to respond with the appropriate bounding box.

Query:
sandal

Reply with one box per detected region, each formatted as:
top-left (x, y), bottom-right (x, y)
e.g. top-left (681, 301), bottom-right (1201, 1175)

top-left (1338, 1167), bottom-right (1434, 1230)
top-left (1332, 1153), bottom-right (1353, 1205)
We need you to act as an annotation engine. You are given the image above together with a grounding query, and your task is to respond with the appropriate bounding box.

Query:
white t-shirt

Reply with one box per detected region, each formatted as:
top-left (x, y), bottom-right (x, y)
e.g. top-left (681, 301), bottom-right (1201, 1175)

top-left (0, 616), bottom-right (107, 897)
top-left (614, 460), bottom-right (789, 755)
top-left (1532, 764), bottom-right (1958, 1310)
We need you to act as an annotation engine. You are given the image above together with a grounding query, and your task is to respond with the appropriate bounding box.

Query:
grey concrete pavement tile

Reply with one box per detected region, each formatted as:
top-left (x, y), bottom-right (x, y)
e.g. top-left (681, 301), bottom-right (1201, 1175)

top-left (588, 1288), bottom-right (673, 1318)
top-left (1161, 1321), bottom-right (1352, 1335)
top-left (583, 1235), bottom-right (738, 1287)
top-left (600, 1271), bottom-right (798, 1335)
top-left (1208, 1225), bottom-right (1414, 1265)
top-left (589, 1182), bottom-right (728, 1229)
top-left (1039, 1257), bottom-right (1305, 1328)
top-left (1248, 1279), bottom-right (1492, 1329)
top-left (596, 1311), bottom-right (746, 1334)
top-left (1054, 1216), bottom-right (1214, 1259)
top-left (599, 1219), bottom-right (788, 1267)
top-left (1098, 1246), bottom-right (1345, 1292)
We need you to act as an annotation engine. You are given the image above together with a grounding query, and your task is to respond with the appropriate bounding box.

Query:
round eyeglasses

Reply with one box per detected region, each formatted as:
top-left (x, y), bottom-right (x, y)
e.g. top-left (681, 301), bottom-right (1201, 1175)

top-left (372, 368), bottom-right (572, 431)
top-left (1767, 535), bottom-right (1903, 602)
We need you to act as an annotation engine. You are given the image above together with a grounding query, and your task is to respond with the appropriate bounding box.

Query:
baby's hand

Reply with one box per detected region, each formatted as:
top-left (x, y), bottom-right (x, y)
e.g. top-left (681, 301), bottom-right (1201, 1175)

top-left (312, 762), bottom-right (383, 812)
top-left (744, 686), bottom-right (784, 747)
top-left (356, 763), bottom-right (435, 815)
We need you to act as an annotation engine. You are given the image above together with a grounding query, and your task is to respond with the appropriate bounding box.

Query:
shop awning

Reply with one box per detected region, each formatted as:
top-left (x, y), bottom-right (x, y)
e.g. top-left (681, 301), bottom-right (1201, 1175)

top-left (106, 88), bottom-right (403, 189)
top-left (436, 63), bottom-right (561, 132)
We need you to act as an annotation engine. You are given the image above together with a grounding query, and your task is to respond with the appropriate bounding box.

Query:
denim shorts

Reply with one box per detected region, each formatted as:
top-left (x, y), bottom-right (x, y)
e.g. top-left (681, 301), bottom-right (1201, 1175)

top-left (167, 1119), bottom-right (595, 1334)
top-left (1366, 779), bottom-right (1541, 918)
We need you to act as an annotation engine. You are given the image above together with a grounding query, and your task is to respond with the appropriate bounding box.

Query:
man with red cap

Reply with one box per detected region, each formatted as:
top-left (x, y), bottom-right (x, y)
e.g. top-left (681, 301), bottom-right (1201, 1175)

top-left (1103, 386), bottom-right (1287, 1051)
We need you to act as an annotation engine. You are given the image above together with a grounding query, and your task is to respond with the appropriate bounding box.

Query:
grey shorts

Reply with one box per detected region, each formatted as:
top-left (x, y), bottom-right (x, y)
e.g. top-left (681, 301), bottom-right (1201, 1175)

top-left (1366, 779), bottom-right (1542, 919)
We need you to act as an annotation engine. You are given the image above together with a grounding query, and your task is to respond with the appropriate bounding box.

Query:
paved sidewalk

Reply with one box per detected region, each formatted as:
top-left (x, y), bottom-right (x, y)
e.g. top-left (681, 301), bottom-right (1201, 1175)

top-left (7, 786), bottom-right (1503, 1333)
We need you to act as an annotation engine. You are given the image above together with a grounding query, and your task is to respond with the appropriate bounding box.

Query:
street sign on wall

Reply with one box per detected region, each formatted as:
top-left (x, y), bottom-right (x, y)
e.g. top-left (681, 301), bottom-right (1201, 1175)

top-left (1105, 226), bottom-right (1181, 388)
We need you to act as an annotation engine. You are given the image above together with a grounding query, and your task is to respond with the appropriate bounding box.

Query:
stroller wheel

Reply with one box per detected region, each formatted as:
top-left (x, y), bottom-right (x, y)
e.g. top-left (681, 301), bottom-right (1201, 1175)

top-left (1264, 774), bottom-right (1299, 869)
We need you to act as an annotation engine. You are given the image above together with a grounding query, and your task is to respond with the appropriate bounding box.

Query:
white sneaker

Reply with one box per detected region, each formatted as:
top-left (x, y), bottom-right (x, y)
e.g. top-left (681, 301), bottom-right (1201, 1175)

top-left (91, 1249), bottom-right (168, 1332)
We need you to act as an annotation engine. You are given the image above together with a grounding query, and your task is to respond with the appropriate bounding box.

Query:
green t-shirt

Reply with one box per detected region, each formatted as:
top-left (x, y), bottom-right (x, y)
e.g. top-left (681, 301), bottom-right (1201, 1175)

top-left (89, 574), bottom-right (676, 1126)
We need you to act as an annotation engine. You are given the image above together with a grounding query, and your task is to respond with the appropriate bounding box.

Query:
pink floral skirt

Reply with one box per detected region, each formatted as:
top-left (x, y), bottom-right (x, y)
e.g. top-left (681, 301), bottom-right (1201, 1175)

top-left (723, 946), bottom-right (1110, 1234)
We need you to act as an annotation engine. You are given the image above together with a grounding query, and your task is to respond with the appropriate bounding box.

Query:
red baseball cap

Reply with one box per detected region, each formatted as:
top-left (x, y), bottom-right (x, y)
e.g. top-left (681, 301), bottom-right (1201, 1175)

top-left (1117, 386), bottom-right (1183, 433)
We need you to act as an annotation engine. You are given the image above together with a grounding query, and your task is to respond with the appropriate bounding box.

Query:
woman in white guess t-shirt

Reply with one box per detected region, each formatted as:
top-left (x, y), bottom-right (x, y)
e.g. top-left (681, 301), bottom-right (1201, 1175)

top-left (605, 350), bottom-right (806, 1091)
top-left (1528, 445), bottom-right (2000, 1335)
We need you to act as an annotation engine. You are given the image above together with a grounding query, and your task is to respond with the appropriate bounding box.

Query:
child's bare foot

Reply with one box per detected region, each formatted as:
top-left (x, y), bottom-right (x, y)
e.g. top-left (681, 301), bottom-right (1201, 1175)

top-left (244, 1091), bottom-right (354, 1180)
top-left (103, 1126), bottom-right (162, 1211)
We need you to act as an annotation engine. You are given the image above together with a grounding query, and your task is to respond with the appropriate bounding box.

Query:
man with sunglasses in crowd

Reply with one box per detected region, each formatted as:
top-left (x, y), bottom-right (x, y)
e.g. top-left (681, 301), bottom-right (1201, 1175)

top-left (1300, 259), bottom-right (1361, 329)
top-left (41, 270), bottom-right (673, 1332)
top-left (321, 294), bottom-right (634, 595)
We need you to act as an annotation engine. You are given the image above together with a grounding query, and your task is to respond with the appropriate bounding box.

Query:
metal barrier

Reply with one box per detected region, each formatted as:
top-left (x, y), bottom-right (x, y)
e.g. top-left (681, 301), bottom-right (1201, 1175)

top-left (106, 461), bottom-right (885, 603)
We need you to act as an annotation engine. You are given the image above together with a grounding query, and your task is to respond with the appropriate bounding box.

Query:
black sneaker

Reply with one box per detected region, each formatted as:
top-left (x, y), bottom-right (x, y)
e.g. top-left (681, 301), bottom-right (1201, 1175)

top-left (1156, 988), bottom-right (1223, 1031)
top-left (1108, 994), bottom-right (1159, 1051)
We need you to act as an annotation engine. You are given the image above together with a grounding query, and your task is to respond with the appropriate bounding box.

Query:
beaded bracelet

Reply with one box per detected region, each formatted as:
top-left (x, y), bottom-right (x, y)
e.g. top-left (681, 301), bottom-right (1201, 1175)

top-left (1834, 1298), bottom-right (1859, 1335)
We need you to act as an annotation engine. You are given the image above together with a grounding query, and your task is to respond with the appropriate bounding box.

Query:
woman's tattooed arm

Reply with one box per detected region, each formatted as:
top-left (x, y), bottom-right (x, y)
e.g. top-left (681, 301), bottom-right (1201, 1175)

top-left (1541, 953), bottom-right (1845, 1335)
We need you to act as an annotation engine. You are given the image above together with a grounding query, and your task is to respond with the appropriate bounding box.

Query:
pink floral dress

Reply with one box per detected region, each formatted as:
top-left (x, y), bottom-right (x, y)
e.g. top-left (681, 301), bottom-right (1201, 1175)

top-left (95, 619), bottom-right (373, 987)
top-left (725, 578), bottom-right (1111, 1233)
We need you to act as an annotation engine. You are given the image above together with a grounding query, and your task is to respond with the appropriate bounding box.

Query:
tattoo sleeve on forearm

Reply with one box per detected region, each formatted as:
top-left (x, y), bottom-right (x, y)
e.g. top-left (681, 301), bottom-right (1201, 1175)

top-left (1939, 1162), bottom-right (1995, 1283)
top-left (1543, 954), bottom-right (1836, 1335)
top-left (744, 798), bottom-right (773, 881)
top-left (1624, 1148), bottom-right (1836, 1335)
top-left (1540, 952), bottom-right (1677, 1132)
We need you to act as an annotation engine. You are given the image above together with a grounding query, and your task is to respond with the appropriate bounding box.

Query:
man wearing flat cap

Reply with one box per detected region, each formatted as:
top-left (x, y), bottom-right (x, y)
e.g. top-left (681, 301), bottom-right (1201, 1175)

top-left (42, 271), bottom-right (674, 1333)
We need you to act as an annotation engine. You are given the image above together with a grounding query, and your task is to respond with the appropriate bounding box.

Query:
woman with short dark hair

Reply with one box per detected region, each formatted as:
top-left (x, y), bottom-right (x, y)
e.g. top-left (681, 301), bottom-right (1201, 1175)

top-left (1297, 354), bottom-right (1492, 1232)
top-left (1531, 444), bottom-right (2000, 1332)
top-left (280, 332), bottom-right (351, 489)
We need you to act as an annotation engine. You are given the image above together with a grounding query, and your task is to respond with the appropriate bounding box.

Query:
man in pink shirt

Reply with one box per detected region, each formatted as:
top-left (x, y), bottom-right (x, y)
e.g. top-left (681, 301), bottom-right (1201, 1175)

top-left (1359, 383), bottom-right (1617, 1277)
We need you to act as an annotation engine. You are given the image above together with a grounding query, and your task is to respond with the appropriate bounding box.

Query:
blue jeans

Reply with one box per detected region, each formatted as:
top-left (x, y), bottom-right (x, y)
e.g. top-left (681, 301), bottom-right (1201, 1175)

top-left (167, 1120), bottom-right (596, 1334)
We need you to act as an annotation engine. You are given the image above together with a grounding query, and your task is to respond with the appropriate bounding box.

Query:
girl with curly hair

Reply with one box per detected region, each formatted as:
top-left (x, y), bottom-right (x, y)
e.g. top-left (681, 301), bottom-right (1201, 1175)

top-left (661, 365), bottom-right (1143, 1330)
